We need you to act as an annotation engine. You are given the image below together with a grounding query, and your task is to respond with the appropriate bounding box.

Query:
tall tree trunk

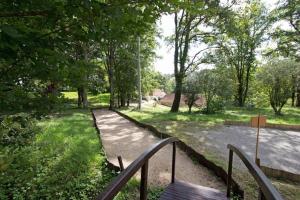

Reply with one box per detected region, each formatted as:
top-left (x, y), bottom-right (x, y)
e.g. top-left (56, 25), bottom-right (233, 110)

top-left (107, 43), bottom-right (115, 110)
top-left (236, 81), bottom-right (244, 107)
top-left (171, 75), bottom-right (183, 112)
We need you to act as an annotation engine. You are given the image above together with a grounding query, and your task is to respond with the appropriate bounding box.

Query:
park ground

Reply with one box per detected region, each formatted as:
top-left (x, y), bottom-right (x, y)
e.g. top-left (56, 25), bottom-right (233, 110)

top-left (0, 93), bottom-right (159, 200)
top-left (1, 92), bottom-right (299, 199)
top-left (119, 100), bottom-right (300, 200)
top-left (63, 92), bottom-right (300, 199)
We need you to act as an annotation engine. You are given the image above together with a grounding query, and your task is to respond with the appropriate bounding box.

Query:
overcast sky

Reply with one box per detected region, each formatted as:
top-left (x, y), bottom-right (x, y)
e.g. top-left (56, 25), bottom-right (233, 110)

top-left (153, 0), bottom-right (280, 74)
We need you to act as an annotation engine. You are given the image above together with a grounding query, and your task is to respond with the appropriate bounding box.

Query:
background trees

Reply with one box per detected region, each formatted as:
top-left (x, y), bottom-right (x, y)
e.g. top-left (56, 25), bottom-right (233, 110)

top-left (1, 0), bottom-right (299, 115)
top-left (170, 0), bottom-right (220, 112)
top-left (257, 59), bottom-right (299, 115)
top-left (212, 1), bottom-right (272, 107)
top-left (182, 73), bottom-right (200, 113)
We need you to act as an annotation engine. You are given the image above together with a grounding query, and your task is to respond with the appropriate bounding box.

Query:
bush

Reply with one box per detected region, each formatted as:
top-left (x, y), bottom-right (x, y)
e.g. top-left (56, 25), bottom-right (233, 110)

top-left (0, 113), bottom-right (38, 147)
top-left (201, 98), bottom-right (224, 114)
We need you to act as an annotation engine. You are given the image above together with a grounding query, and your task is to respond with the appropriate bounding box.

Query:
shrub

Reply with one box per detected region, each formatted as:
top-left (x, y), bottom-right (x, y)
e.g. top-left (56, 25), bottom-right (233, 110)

top-left (0, 113), bottom-right (38, 147)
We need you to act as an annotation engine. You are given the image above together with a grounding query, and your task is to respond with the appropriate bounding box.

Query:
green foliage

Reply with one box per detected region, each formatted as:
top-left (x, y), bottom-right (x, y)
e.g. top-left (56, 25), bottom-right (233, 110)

top-left (210, 1), bottom-right (272, 106)
top-left (183, 73), bottom-right (201, 113)
top-left (271, 0), bottom-right (300, 59)
top-left (0, 109), bottom-right (116, 199)
top-left (257, 58), bottom-right (299, 115)
top-left (197, 69), bottom-right (231, 114)
top-left (0, 113), bottom-right (38, 147)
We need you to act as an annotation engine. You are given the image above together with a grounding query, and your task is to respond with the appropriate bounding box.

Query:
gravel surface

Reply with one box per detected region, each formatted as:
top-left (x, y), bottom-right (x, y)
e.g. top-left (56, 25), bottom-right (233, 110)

top-left (202, 125), bottom-right (300, 174)
top-left (93, 109), bottom-right (226, 190)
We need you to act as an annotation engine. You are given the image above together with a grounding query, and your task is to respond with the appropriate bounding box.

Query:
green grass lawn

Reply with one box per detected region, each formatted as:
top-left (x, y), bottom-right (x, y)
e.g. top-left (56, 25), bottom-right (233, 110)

top-left (0, 109), bottom-right (117, 199)
top-left (0, 93), bottom-right (163, 200)
top-left (120, 103), bottom-right (300, 126)
top-left (62, 92), bottom-right (110, 108)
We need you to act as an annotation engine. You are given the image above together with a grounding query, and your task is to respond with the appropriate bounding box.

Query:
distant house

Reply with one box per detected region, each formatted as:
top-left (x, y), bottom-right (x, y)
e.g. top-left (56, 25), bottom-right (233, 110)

top-left (160, 93), bottom-right (205, 107)
top-left (160, 93), bottom-right (186, 107)
top-left (194, 96), bottom-right (206, 107)
top-left (151, 89), bottom-right (166, 99)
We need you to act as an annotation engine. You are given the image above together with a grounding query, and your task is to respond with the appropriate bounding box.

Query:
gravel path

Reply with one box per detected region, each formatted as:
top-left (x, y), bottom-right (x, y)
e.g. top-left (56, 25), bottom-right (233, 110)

top-left (93, 109), bottom-right (225, 190)
top-left (202, 125), bottom-right (300, 174)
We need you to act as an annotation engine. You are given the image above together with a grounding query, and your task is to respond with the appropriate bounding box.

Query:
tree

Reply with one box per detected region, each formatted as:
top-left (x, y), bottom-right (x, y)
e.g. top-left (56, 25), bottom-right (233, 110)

top-left (257, 59), bottom-right (299, 115)
top-left (170, 1), bottom-right (220, 112)
top-left (182, 74), bottom-right (200, 113)
top-left (271, 0), bottom-right (300, 106)
top-left (197, 69), bottom-right (231, 114)
top-left (96, 1), bottom-right (163, 109)
top-left (0, 0), bottom-right (105, 110)
top-left (213, 1), bottom-right (272, 107)
top-left (272, 0), bottom-right (300, 59)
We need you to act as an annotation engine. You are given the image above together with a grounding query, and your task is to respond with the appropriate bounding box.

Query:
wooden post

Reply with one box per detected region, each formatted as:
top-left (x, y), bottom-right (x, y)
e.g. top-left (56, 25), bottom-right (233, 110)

top-left (117, 156), bottom-right (124, 171)
top-left (251, 115), bottom-right (266, 165)
top-left (227, 149), bottom-right (233, 197)
top-left (255, 115), bottom-right (260, 165)
top-left (171, 142), bottom-right (176, 183)
top-left (140, 161), bottom-right (148, 200)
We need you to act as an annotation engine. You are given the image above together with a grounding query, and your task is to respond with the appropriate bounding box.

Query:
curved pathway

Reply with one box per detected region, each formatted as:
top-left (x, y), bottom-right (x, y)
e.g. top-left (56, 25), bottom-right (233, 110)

top-left (93, 109), bottom-right (225, 190)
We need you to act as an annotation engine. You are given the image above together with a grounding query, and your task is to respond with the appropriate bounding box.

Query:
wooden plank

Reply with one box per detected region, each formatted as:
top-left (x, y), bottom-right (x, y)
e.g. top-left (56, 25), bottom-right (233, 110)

top-left (159, 181), bottom-right (228, 200)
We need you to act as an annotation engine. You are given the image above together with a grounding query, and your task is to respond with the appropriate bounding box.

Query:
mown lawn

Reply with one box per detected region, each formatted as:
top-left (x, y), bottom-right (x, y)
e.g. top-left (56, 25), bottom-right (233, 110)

top-left (62, 92), bottom-right (110, 108)
top-left (120, 103), bottom-right (300, 126)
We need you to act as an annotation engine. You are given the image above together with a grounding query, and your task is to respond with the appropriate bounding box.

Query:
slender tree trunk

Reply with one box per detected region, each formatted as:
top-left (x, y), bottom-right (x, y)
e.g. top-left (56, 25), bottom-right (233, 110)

top-left (117, 91), bottom-right (120, 108)
top-left (82, 87), bottom-right (88, 108)
top-left (77, 87), bottom-right (88, 108)
top-left (107, 45), bottom-right (115, 110)
top-left (296, 84), bottom-right (300, 107)
top-left (188, 102), bottom-right (192, 113)
top-left (127, 94), bottom-right (130, 107)
top-left (77, 87), bottom-right (83, 108)
top-left (120, 92), bottom-right (126, 107)
top-left (236, 72), bottom-right (245, 107)
top-left (291, 91), bottom-right (295, 107)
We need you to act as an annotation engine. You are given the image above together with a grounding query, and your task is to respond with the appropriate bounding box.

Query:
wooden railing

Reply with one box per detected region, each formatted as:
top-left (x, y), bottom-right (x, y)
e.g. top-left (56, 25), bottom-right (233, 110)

top-left (227, 144), bottom-right (284, 200)
top-left (96, 137), bottom-right (178, 200)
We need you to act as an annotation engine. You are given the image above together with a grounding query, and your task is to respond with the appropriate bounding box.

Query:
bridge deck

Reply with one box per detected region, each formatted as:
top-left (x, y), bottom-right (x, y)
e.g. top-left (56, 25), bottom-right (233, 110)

top-left (159, 180), bottom-right (228, 200)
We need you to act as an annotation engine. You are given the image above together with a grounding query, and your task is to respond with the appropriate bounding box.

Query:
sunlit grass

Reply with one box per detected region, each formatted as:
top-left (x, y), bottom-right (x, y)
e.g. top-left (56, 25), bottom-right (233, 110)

top-left (62, 92), bottom-right (110, 108)
top-left (120, 104), bottom-right (300, 126)
top-left (1, 109), bottom-right (116, 199)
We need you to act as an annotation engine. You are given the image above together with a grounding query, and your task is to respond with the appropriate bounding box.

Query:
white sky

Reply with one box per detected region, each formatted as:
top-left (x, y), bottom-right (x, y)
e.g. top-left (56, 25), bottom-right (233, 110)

top-left (153, 0), bottom-right (280, 74)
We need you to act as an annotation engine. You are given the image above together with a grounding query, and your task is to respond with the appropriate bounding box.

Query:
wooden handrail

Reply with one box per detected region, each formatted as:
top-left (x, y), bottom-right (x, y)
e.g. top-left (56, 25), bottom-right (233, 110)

top-left (227, 144), bottom-right (284, 200)
top-left (96, 137), bottom-right (179, 200)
